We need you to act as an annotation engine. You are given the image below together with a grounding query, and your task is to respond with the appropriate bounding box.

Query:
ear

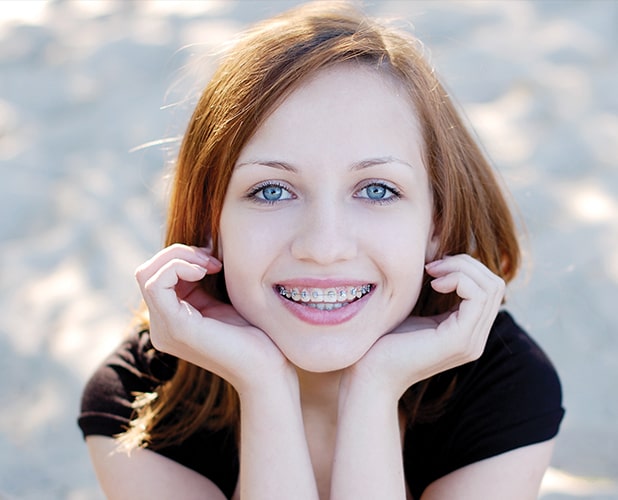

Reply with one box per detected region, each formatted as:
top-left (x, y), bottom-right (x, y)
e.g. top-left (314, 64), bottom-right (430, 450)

top-left (199, 234), bottom-right (217, 259)
top-left (425, 224), bottom-right (441, 263)
top-left (209, 234), bottom-right (222, 262)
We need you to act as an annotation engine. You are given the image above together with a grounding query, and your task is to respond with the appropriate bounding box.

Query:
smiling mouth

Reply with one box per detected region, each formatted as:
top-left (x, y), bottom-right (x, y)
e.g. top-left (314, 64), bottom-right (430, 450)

top-left (276, 284), bottom-right (373, 311)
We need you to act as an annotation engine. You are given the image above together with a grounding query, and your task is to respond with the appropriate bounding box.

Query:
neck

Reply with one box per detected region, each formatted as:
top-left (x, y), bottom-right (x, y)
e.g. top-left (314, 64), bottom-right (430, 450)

top-left (296, 368), bottom-right (343, 419)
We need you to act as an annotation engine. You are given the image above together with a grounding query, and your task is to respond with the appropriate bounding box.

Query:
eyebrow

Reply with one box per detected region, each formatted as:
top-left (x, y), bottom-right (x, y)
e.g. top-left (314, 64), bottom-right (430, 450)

top-left (235, 156), bottom-right (415, 172)
top-left (351, 156), bottom-right (415, 171)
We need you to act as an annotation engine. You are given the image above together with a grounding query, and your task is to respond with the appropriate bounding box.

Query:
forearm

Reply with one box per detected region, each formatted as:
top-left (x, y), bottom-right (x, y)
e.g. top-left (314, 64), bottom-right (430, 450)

top-left (330, 377), bottom-right (406, 500)
top-left (238, 378), bottom-right (319, 500)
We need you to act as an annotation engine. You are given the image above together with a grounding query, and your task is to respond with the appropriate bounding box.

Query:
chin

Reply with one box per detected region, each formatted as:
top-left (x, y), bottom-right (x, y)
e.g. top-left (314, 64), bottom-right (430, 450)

top-left (283, 343), bottom-right (369, 374)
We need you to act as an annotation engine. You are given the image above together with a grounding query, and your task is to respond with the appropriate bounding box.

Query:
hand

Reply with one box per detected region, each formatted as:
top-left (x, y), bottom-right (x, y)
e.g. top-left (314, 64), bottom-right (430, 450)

top-left (135, 244), bottom-right (294, 394)
top-left (344, 254), bottom-right (505, 400)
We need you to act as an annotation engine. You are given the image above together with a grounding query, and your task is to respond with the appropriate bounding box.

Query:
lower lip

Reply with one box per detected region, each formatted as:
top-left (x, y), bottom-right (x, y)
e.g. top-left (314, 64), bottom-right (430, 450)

top-left (276, 290), bottom-right (372, 326)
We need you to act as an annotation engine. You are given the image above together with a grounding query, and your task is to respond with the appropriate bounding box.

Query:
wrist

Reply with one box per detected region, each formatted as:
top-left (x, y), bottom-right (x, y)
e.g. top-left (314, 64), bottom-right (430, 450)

top-left (339, 366), bottom-right (400, 413)
top-left (237, 363), bottom-right (300, 408)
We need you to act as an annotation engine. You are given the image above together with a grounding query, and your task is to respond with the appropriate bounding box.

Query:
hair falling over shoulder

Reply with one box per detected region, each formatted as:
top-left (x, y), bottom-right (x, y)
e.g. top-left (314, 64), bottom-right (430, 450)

top-left (118, 0), bottom-right (521, 450)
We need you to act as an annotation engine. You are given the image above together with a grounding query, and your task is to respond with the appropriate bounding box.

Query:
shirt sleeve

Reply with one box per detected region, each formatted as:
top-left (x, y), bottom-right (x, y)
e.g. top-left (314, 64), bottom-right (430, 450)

top-left (78, 329), bottom-right (176, 438)
top-left (404, 311), bottom-right (565, 498)
top-left (77, 330), bottom-right (240, 499)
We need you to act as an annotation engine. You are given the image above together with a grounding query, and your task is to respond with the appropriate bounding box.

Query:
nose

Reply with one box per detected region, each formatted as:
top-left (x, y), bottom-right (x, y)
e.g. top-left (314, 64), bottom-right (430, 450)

top-left (290, 200), bottom-right (358, 265)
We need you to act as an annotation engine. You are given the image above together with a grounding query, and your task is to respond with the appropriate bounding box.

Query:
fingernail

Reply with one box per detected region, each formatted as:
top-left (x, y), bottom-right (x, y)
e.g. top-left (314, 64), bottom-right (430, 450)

top-left (192, 264), bottom-right (208, 274)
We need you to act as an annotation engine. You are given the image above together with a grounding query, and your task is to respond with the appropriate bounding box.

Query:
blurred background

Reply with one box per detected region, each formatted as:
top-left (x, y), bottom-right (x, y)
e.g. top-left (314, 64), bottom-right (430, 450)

top-left (0, 1), bottom-right (616, 498)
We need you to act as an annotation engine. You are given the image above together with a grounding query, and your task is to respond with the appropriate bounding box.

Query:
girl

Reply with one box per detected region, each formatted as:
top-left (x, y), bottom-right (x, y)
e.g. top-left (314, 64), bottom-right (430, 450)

top-left (79, 2), bottom-right (564, 499)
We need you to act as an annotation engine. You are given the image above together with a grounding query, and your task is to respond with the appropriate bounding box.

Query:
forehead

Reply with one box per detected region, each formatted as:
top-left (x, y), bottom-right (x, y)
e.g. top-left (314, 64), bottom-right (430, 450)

top-left (276, 62), bottom-right (415, 124)
top-left (239, 63), bottom-right (423, 164)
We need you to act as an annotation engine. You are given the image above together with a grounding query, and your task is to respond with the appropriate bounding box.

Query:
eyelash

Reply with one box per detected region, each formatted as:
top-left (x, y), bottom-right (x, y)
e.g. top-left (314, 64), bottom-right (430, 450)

top-left (355, 181), bottom-right (402, 205)
top-left (245, 181), bottom-right (294, 205)
top-left (245, 180), bottom-right (402, 205)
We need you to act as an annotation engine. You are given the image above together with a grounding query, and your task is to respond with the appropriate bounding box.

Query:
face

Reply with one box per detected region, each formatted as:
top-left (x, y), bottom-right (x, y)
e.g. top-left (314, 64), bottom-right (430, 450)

top-left (218, 64), bottom-right (438, 372)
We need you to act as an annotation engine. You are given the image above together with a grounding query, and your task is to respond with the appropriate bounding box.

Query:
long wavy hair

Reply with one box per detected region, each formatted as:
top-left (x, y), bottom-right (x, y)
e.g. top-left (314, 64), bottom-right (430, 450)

top-left (119, 1), bottom-right (520, 450)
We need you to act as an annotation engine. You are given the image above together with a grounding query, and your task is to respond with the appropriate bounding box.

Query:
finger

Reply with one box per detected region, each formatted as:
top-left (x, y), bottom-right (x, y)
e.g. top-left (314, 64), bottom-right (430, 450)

top-left (177, 279), bottom-right (222, 312)
top-left (135, 244), bottom-right (221, 286)
top-left (432, 273), bottom-right (486, 331)
top-left (430, 271), bottom-right (484, 300)
top-left (142, 259), bottom-right (208, 313)
top-left (433, 270), bottom-right (500, 322)
top-left (427, 254), bottom-right (505, 304)
top-left (176, 278), bottom-right (204, 301)
top-left (426, 254), bottom-right (490, 282)
top-left (430, 267), bottom-right (502, 341)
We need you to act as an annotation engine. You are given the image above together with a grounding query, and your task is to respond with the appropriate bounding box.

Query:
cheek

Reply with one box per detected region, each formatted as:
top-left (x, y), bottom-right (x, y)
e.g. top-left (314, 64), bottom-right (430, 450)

top-left (218, 212), bottom-right (252, 308)
top-left (220, 252), bottom-right (262, 326)
top-left (218, 204), bottom-right (258, 267)
top-left (377, 228), bottom-right (428, 300)
top-left (218, 213), bottom-right (277, 317)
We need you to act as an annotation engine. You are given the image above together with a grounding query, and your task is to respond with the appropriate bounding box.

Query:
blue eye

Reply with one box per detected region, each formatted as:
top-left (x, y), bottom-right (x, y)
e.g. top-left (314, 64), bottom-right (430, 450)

top-left (365, 184), bottom-right (387, 199)
top-left (262, 185), bottom-right (284, 201)
top-left (357, 182), bottom-right (400, 203)
top-left (248, 182), bottom-right (294, 204)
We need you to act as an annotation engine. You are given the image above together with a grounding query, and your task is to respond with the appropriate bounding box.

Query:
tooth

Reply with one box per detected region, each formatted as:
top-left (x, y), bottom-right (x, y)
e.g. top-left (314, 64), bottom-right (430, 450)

top-left (279, 285), bottom-right (371, 304)
top-left (316, 303), bottom-right (339, 310)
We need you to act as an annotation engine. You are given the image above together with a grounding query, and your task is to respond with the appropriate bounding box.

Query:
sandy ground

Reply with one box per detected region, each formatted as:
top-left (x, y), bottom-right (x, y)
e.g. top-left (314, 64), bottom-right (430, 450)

top-left (0, 1), bottom-right (616, 498)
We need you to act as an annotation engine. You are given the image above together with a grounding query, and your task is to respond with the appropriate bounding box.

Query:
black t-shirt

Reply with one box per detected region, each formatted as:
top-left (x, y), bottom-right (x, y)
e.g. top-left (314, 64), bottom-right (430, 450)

top-left (78, 311), bottom-right (564, 499)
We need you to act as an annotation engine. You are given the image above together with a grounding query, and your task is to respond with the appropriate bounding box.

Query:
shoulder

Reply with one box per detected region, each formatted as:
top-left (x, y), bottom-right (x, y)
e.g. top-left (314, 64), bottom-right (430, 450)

top-left (447, 310), bottom-right (564, 448)
top-left (78, 329), bottom-right (240, 497)
top-left (78, 328), bottom-right (177, 438)
top-left (455, 310), bottom-right (564, 416)
top-left (404, 310), bottom-right (564, 498)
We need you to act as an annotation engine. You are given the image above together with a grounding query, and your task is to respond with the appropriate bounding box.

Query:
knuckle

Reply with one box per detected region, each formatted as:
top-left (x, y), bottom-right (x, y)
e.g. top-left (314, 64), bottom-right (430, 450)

top-left (492, 277), bottom-right (506, 300)
top-left (169, 242), bottom-right (188, 253)
top-left (169, 257), bottom-right (185, 267)
top-left (493, 274), bottom-right (506, 289)
top-left (134, 266), bottom-right (147, 284)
